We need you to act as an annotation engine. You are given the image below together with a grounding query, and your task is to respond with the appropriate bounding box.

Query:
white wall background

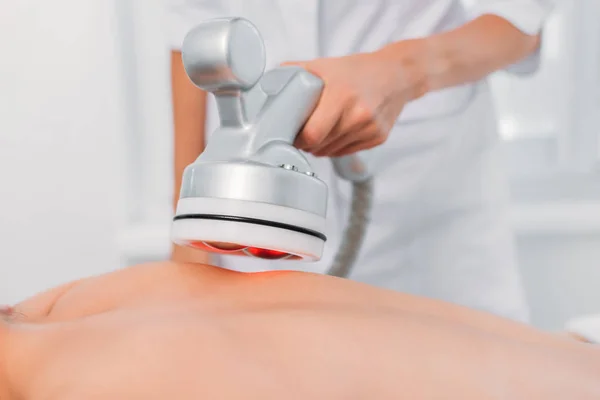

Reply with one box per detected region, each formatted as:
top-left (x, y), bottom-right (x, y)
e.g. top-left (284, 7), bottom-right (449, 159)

top-left (0, 0), bottom-right (599, 331)
top-left (518, 234), bottom-right (600, 330)
top-left (0, 0), bottom-right (130, 302)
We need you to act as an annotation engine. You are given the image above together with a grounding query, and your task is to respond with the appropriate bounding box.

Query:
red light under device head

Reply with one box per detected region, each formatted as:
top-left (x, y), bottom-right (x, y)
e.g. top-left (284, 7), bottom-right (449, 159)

top-left (171, 200), bottom-right (327, 262)
top-left (186, 240), bottom-right (301, 260)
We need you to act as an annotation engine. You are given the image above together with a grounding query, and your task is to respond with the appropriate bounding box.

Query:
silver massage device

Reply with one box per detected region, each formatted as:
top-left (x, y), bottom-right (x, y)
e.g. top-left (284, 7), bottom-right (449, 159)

top-left (171, 17), bottom-right (373, 277)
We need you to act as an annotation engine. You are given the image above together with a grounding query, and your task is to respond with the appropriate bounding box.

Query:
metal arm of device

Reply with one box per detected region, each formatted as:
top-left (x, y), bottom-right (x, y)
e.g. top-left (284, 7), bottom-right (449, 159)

top-left (182, 18), bottom-right (321, 172)
top-left (179, 17), bottom-right (373, 277)
top-left (181, 17), bottom-right (371, 181)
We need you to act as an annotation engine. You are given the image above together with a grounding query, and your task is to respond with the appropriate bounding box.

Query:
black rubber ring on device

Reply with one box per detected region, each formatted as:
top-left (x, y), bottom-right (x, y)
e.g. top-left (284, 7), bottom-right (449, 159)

top-left (173, 214), bottom-right (327, 241)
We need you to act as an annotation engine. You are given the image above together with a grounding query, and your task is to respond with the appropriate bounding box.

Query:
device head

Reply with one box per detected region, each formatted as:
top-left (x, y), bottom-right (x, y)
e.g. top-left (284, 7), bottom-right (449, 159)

top-left (172, 17), bottom-right (328, 262)
top-left (171, 162), bottom-right (328, 261)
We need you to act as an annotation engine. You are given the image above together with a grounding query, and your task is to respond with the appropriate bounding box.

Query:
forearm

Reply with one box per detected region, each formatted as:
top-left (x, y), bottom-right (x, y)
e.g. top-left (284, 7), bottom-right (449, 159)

top-left (171, 50), bottom-right (207, 208)
top-left (382, 14), bottom-right (541, 99)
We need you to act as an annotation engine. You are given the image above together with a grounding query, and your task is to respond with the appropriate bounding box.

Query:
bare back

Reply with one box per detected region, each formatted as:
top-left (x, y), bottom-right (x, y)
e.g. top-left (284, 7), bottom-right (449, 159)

top-left (4, 262), bottom-right (600, 399)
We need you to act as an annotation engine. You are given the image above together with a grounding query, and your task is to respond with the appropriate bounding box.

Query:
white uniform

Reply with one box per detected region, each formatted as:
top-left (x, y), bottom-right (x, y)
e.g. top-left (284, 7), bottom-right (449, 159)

top-left (167, 0), bottom-right (553, 321)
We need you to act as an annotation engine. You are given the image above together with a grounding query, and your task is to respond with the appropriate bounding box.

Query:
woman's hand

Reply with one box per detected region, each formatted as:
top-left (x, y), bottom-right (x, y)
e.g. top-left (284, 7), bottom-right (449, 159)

top-left (284, 41), bottom-right (429, 158)
top-left (285, 15), bottom-right (542, 158)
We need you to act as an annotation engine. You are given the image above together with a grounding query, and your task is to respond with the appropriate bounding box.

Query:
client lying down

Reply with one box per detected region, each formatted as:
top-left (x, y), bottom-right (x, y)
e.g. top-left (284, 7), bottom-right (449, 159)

top-left (1, 261), bottom-right (599, 399)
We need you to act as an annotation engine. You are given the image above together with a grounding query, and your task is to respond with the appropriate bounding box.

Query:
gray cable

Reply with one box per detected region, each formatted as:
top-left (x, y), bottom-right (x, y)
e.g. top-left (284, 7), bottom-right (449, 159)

top-left (327, 178), bottom-right (374, 278)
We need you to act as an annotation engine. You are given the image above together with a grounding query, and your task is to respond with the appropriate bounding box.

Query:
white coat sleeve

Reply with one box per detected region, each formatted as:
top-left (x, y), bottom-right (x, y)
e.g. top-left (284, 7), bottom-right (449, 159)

top-left (466, 0), bottom-right (555, 75)
top-left (166, 0), bottom-right (228, 50)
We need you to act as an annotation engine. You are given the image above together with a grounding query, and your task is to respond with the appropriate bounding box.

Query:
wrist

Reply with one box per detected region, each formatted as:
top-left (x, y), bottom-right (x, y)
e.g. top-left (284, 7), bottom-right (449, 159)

top-left (378, 36), bottom-right (455, 99)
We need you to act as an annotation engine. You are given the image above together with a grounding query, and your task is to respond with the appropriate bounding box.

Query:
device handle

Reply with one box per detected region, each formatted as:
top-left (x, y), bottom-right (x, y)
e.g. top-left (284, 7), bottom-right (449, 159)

top-left (256, 68), bottom-right (371, 181)
top-left (253, 67), bottom-right (323, 145)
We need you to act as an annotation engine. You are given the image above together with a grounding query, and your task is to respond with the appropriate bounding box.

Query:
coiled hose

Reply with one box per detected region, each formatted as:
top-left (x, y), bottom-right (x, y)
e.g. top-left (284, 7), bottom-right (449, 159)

top-left (327, 178), bottom-right (374, 278)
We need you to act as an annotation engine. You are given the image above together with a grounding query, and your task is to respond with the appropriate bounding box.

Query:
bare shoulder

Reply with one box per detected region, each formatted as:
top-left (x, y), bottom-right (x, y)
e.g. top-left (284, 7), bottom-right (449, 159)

top-left (12, 262), bottom-right (205, 322)
top-left (43, 262), bottom-right (225, 321)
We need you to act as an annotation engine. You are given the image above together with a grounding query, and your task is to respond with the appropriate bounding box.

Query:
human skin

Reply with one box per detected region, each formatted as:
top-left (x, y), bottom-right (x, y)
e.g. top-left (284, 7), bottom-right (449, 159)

top-left (1, 262), bottom-right (599, 399)
top-left (170, 14), bottom-right (540, 263)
